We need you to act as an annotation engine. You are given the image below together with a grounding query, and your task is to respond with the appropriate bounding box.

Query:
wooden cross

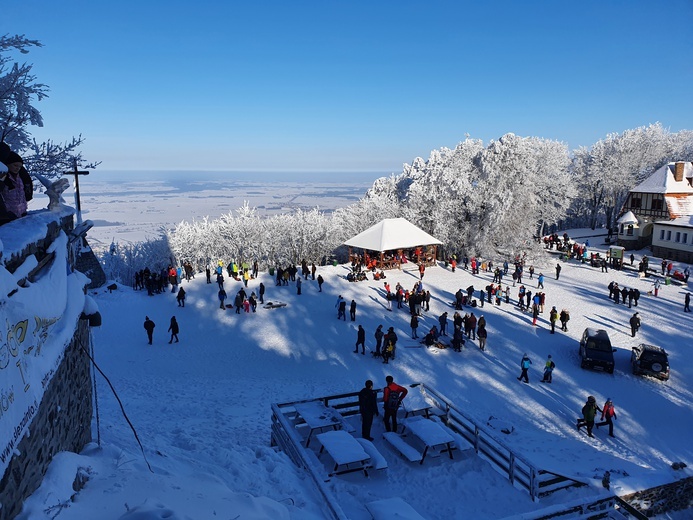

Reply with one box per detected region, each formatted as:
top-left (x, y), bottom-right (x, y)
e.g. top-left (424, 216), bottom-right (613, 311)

top-left (64, 161), bottom-right (89, 224)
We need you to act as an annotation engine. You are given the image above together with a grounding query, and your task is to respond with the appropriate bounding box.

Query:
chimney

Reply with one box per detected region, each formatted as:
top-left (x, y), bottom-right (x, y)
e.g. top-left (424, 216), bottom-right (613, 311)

top-left (674, 162), bottom-right (684, 182)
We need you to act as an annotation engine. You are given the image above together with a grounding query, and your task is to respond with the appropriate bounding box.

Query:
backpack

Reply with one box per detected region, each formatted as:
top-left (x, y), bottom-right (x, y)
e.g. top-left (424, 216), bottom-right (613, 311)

top-left (386, 386), bottom-right (401, 409)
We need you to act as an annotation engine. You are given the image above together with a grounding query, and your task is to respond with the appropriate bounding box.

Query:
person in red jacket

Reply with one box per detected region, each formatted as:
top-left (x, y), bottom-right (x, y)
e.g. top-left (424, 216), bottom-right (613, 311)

top-left (596, 398), bottom-right (617, 437)
top-left (383, 376), bottom-right (408, 433)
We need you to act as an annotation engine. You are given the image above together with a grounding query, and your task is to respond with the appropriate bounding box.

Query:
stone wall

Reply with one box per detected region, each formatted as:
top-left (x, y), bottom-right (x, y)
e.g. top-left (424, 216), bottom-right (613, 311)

top-left (621, 476), bottom-right (693, 517)
top-left (0, 320), bottom-right (93, 520)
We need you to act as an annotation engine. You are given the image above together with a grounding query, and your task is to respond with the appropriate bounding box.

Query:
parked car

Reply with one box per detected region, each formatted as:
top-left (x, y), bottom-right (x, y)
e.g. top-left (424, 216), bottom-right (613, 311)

top-left (631, 344), bottom-right (670, 381)
top-left (579, 328), bottom-right (616, 373)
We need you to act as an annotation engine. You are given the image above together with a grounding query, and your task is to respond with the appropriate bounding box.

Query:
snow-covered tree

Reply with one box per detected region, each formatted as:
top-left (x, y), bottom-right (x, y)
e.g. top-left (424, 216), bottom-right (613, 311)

top-left (0, 34), bottom-right (97, 179)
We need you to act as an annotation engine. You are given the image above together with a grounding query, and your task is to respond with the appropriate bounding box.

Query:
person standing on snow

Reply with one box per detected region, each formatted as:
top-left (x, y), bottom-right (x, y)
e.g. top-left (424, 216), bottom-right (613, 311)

top-left (559, 309), bottom-right (570, 332)
top-left (629, 312), bottom-right (641, 337)
top-left (410, 314), bottom-right (419, 339)
top-left (477, 324), bottom-right (487, 351)
top-left (168, 316), bottom-right (179, 343)
top-left (596, 398), bottom-right (617, 437)
top-left (382, 375), bottom-right (408, 433)
top-left (541, 355), bottom-right (555, 383)
top-left (354, 325), bottom-right (366, 355)
top-left (358, 380), bottom-right (379, 440)
top-left (517, 353), bottom-right (532, 383)
top-left (374, 324), bottom-right (384, 357)
top-left (143, 316), bottom-right (155, 345)
top-left (555, 263), bottom-right (562, 280)
top-left (336, 295), bottom-right (346, 320)
top-left (537, 273), bottom-right (545, 289)
top-left (549, 306), bottom-right (558, 333)
top-left (317, 274), bottom-right (324, 292)
top-left (218, 288), bottom-right (227, 309)
top-left (176, 287), bottom-right (186, 307)
top-left (350, 299), bottom-right (357, 321)
top-left (438, 312), bottom-right (448, 336)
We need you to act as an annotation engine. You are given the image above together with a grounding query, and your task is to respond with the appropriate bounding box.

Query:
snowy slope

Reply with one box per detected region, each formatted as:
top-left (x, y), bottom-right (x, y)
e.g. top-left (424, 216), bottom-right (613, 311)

top-left (17, 233), bottom-right (693, 519)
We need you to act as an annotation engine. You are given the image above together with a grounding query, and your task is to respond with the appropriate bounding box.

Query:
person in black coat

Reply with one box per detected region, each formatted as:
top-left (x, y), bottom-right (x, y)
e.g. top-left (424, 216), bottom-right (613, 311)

top-left (259, 282), bottom-right (265, 303)
top-left (358, 380), bottom-right (379, 440)
top-left (354, 325), bottom-right (366, 354)
top-left (629, 312), bottom-right (641, 337)
top-left (350, 299), bottom-right (357, 321)
top-left (143, 316), bottom-right (155, 345)
top-left (168, 316), bottom-right (179, 343)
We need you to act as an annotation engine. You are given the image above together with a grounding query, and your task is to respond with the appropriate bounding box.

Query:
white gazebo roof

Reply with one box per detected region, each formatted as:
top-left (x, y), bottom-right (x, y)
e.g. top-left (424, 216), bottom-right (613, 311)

top-left (344, 218), bottom-right (442, 252)
top-left (617, 211), bottom-right (639, 225)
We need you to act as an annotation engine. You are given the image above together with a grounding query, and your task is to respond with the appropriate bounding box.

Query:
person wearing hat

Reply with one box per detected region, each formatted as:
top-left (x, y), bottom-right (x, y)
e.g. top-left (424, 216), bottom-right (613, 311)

top-left (0, 150), bottom-right (32, 224)
top-left (596, 398), bottom-right (617, 437)
top-left (517, 353), bottom-right (532, 383)
top-left (541, 355), bottom-right (556, 383)
top-left (577, 396), bottom-right (601, 438)
top-left (0, 145), bottom-right (33, 202)
top-left (549, 306), bottom-right (558, 334)
top-left (629, 312), bottom-right (641, 337)
top-left (373, 324), bottom-right (384, 357)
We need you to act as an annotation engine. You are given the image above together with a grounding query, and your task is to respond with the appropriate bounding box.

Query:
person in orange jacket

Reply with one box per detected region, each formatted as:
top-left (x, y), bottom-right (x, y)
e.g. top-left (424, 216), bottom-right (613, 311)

top-left (383, 375), bottom-right (408, 433)
top-left (596, 398), bottom-right (617, 437)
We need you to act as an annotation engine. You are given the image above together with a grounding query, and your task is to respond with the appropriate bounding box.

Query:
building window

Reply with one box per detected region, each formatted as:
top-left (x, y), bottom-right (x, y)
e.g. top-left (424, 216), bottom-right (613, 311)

top-left (684, 233), bottom-right (689, 244)
top-left (666, 230), bottom-right (672, 241)
top-left (630, 196), bottom-right (641, 208)
top-left (660, 229), bottom-right (665, 240)
top-left (651, 198), bottom-right (664, 211)
top-left (675, 232), bottom-right (681, 243)
top-left (627, 225), bottom-right (634, 236)
top-left (619, 224), bottom-right (624, 234)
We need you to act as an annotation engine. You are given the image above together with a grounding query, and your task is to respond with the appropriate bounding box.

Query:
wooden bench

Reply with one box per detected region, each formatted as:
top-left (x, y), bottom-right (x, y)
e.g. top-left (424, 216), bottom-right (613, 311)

top-left (382, 432), bottom-right (423, 463)
top-left (355, 438), bottom-right (388, 471)
top-left (316, 430), bottom-right (372, 476)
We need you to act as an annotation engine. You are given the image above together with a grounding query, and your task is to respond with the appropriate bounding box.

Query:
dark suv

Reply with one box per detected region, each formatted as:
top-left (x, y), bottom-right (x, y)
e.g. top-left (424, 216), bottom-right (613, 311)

top-left (579, 328), bottom-right (616, 373)
top-left (631, 344), bottom-right (670, 381)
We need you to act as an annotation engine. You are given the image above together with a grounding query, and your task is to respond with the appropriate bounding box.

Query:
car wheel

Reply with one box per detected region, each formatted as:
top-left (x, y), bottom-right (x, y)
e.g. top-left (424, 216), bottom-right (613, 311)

top-left (580, 360), bottom-right (588, 369)
top-left (608, 367), bottom-right (614, 374)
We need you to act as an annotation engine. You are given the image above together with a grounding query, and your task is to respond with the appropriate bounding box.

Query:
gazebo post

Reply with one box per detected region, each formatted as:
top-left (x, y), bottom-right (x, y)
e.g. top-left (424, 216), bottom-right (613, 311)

top-left (380, 251), bottom-right (384, 269)
top-left (398, 249), bottom-right (403, 269)
top-left (348, 247), bottom-right (353, 265)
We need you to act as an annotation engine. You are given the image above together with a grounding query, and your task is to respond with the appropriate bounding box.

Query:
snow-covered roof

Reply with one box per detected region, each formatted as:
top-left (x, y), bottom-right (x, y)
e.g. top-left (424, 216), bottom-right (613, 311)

top-left (617, 210), bottom-right (639, 225)
top-left (665, 194), bottom-right (693, 219)
top-left (344, 217), bottom-right (442, 251)
top-left (654, 214), bottom-right (693, 228)
top-left (631, 162), bottom-right (693, 195)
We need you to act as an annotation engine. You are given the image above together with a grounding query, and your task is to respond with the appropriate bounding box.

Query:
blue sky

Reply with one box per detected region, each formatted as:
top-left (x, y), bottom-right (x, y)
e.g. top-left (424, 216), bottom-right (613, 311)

top-left (3, 0), bottom-right (692, 172)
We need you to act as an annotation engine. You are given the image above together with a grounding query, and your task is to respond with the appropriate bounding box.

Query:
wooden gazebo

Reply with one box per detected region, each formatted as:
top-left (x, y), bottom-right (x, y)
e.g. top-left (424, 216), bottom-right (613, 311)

top-left (344, 218), bottom-right (443, 270)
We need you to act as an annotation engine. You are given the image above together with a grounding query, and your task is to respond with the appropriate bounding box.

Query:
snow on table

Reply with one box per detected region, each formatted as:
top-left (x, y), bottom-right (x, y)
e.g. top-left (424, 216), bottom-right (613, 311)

top-left (294, 400), bottom-right (353, 447)
top-left (316, 430), bottom-right (371, 476)
top-left (403, 416), bottom-right (455, 464)
top-left (401, 386), bottom-right (434, 418)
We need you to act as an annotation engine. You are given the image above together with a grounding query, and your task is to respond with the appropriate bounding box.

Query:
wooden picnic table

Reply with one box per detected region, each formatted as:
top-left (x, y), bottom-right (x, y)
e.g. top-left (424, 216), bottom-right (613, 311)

top-left (316, 430), bottom-right (372, 476)
top-left (294, 400), bottom-right (352, 447)
top-left (403, 416), bottom-right (455, 464)
top-left (401, 386), bottom-right (433, 418)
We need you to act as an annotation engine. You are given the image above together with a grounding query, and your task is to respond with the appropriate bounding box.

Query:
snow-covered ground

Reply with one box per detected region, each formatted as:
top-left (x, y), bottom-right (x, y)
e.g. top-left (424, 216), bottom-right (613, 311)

top-left (17, 230), bottom-right (693, 519)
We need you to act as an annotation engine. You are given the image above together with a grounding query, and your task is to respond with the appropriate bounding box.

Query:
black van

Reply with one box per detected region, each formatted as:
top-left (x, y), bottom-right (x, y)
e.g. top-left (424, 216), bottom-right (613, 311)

top-left (579, 328), bottom-right (616, 374)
